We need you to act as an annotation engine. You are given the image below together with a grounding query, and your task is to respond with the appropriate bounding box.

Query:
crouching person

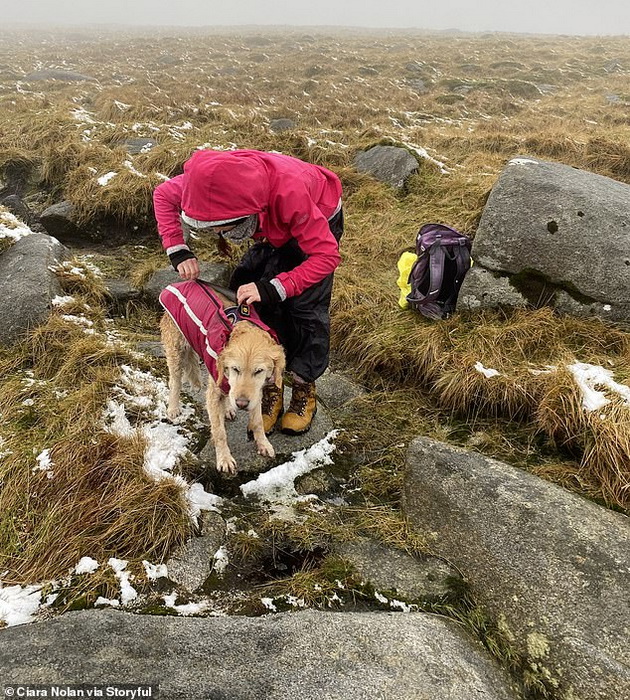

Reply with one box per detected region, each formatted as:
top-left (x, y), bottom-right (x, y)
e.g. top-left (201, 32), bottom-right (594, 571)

top-left (153, 148), bottom-right (343, 435)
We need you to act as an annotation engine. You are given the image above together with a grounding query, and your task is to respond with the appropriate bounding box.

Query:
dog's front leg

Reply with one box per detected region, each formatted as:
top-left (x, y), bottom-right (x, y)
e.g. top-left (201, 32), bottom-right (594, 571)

top-left (206, 382), bottom-right (237, 474)
top-left (248, 402), bottom-right (275, 458)
top-left (165, 349), bottom-right (183, 420)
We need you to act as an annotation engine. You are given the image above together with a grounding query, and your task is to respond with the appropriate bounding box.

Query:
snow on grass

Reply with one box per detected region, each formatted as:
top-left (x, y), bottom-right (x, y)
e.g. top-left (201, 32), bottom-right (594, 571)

top-left (0, 583), bottom-right (42, 626)
top-left (240, 431), bottom-right (339, 511)
top-left (402, 141), bottom-right (450, 174)
top-left (567, 362), bottom-right (630, 411)
top-left (0, 209), bottom-right (35, 241)
top-left (102, 365), bottom-right (222, 524)
top-left (33, 448), bottom-right (54, 479)
top-left (97, 171), bottom-right (118, 186)
top-left (51, 295), bottom-right (75, 307)
top-left (474, 361), bottom-right (501, 378)
top-left (374, 590), bottom-right (417, 613)
top-left (108, 558), bottom-right (137, 605)
top-left (123, 159), bottom-right (147, 178)
top-left (74, 556), bottom-right (99, 575)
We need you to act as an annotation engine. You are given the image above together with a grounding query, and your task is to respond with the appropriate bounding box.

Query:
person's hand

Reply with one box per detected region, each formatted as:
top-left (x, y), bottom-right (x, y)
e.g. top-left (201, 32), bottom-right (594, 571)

top-left (177, 258), bottom-right (200, 280)
top-left (237, 283), bottom-right (261, 304)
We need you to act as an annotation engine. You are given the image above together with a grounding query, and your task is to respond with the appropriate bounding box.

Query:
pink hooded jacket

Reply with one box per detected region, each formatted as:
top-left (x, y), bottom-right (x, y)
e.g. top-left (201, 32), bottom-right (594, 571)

top-left (153, 150), bottom-right (343, 299)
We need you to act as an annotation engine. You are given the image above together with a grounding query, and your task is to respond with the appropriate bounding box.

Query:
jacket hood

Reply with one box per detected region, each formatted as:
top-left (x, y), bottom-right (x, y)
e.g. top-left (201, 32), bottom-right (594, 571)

top-left (181, 150), bottom-right (269, 221)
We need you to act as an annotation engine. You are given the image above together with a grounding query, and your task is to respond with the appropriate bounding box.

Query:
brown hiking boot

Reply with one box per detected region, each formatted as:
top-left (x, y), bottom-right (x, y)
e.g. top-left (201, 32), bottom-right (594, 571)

top-left (261, 383), bottom-right (284, 435)
top-left (281, 381), bottom-right (317, 435)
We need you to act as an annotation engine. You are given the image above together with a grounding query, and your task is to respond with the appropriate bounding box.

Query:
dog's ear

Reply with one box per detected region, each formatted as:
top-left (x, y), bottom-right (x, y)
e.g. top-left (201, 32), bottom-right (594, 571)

top-left (270, 343), bottom-right (286, 385)
top-left (216, 351), bottom-right (227, 380)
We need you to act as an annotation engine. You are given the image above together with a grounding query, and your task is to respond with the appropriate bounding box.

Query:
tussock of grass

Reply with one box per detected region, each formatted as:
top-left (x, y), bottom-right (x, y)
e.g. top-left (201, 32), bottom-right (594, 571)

top-left (334, 305), bottom-right (630, 511)
top-left (0, 310), bottom-right (191, 584)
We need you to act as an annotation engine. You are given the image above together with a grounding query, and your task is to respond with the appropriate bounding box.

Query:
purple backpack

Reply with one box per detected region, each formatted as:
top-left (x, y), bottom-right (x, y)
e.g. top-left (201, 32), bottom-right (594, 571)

top-left (406, 223), bottom-right (472, 320)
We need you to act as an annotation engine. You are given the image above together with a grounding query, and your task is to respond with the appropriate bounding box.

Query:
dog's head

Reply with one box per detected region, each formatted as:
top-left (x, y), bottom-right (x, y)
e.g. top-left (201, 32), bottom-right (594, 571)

top-left (217, 323), bottom-right (285, 411)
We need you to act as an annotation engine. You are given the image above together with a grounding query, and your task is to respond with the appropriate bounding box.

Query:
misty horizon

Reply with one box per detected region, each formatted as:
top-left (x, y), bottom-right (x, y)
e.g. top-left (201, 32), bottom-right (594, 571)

top-left (3, 1), bottom-right (630, 37)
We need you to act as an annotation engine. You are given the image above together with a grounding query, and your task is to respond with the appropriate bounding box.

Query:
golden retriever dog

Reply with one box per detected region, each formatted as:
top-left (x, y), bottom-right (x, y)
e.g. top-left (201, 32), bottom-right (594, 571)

top-left (160, 287), bottom-right (285, 475)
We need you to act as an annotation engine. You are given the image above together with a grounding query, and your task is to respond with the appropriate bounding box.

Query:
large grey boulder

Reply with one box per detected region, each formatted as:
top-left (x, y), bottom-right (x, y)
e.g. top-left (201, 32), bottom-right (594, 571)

top-left (458, 266), bottom-right (527, 311)
top-left (403, 437), bottom-right (630, 700)
top-left (0, 609), bottom-right (520, 699)
top-left (354, 145), bottom-right (419, 188)
top-left (39, 201), bottom-right (83, 243)
top-left (471, 156), bottom-right (630, 321)
top-left (0, 234), bottom-right (69, 346)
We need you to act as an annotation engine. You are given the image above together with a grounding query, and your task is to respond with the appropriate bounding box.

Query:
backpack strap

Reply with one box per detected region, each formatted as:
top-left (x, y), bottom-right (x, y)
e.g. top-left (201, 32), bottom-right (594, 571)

top-left (426, 238), bottom-right (446, 302)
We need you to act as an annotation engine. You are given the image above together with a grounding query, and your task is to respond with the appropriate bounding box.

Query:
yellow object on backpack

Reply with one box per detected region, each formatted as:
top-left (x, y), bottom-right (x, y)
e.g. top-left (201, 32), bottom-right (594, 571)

top-left (396, 251), bottom-right (418, 310)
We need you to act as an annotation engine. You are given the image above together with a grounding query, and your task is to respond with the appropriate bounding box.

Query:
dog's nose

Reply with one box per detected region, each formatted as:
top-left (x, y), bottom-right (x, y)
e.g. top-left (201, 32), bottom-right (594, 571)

top-left (236, 398), bottom-right (250, 410)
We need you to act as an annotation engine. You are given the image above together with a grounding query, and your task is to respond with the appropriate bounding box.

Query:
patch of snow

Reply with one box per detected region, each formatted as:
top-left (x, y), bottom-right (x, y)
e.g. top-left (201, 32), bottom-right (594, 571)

top-left (187, 483), bottom-right (222, 525)
top-left (33, 448), bottom-right (54, 479)
top-left (51, 295), bottom-right (75, 307)
top-left (162, 593), bottom-right (212, 616)
top-left (509, 157), bottom-right (539, 166)
top-left (97, 171), bottom-right (117, 186)
top-left (567, 362), bottom-right (630, 411)
top-left (108, 558), bottom-right (137, 605)
top-left (0, 583), bottom-right (42, 626)
top-left (123, 160), bottom-right (147, 178)
top-left (474, 361), bottom-right (501, 378)
top-left (260, 597), bottom-right (277, 611)
top-left (74, 556), bottom-right (99, 575)
top-left (402, 141), bottom-right (449, 174)
top-left (95, 596), bottom-right (120, 607)
top-left (212, 546), bottom-right (229, 575)
top-left (240, 431), bottom-right (339, 506)
top-left (143, 561), bottom-right (168, 580)
top-left (0, 209), bottom-right (34, 241)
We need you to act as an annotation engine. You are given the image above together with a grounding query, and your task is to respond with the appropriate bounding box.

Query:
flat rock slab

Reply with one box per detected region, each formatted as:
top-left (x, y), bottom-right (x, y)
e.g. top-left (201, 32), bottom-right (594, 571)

top-left (403, 437), bottom-right (630, 700)
top-left (335, 538), bottom-right (460, 602)
top-left (472, 156), bottom-right (630, 321)
top-left (316, 368), bottom-right (366, 412)
top-left (165, 512), bottom-right (226, 592)
top-left (0, 234), bottom-right (69, 346)
top-left (198, 387), bottom-right (335, 475)
top-left (0, 609), bottom-right (519, 700)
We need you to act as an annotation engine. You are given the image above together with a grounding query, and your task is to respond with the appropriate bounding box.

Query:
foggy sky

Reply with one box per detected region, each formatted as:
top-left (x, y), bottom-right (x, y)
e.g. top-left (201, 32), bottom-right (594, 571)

top-left (3, 0), bottom-right (629, 36)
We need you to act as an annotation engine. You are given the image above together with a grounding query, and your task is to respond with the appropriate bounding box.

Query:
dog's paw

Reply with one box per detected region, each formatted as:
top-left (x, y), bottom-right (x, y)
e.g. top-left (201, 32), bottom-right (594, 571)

top-left (256, 438), bottom-right (275, 459)
top-left (167, 405), bottom-right (181, 420)
top-left (224, 406), bottom-right (237, 421)
top-left (216, 453), bottom-right (237, 474)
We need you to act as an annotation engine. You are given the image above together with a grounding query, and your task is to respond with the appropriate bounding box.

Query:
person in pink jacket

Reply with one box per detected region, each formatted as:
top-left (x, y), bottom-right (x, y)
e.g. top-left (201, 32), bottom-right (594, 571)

top-left (153, 149), bottom-right (343, 435)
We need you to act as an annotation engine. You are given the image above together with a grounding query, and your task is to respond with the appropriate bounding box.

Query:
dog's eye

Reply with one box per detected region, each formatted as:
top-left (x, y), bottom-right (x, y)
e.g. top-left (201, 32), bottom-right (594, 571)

top-left (231, 367), bottom-right (241, 375)
top-left (254, 368), bottom-right (265, 375)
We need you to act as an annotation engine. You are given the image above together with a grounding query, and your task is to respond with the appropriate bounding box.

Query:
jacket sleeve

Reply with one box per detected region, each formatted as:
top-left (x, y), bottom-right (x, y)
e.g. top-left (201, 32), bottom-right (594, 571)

top-left (271, 189), bottom-right (341, 298)
top-left (153, 175), bottom-right (190, 256)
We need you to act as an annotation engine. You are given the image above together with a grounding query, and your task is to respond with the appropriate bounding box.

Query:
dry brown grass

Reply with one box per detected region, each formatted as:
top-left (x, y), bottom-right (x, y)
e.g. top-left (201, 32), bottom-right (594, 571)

top-left (0, 308), bottom-right (191, 584)
top-left (1, 27), bottom-right (630, 593)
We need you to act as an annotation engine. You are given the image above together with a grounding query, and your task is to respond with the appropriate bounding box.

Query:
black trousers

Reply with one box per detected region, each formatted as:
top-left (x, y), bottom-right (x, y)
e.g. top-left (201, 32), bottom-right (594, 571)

top-left (229, 209), bottom-right (344, 383)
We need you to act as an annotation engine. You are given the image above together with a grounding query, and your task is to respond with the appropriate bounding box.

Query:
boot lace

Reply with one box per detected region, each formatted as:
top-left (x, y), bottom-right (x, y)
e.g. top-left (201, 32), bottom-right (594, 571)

top-left (288, 382), bottom-right (313, 416)
top-left (262, 384), bottom-right (282, 415)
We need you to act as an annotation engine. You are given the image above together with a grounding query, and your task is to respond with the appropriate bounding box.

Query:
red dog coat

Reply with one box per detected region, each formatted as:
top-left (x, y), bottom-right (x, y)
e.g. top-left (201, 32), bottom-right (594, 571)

top-left (159, 279), bottom-right (278, 394)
